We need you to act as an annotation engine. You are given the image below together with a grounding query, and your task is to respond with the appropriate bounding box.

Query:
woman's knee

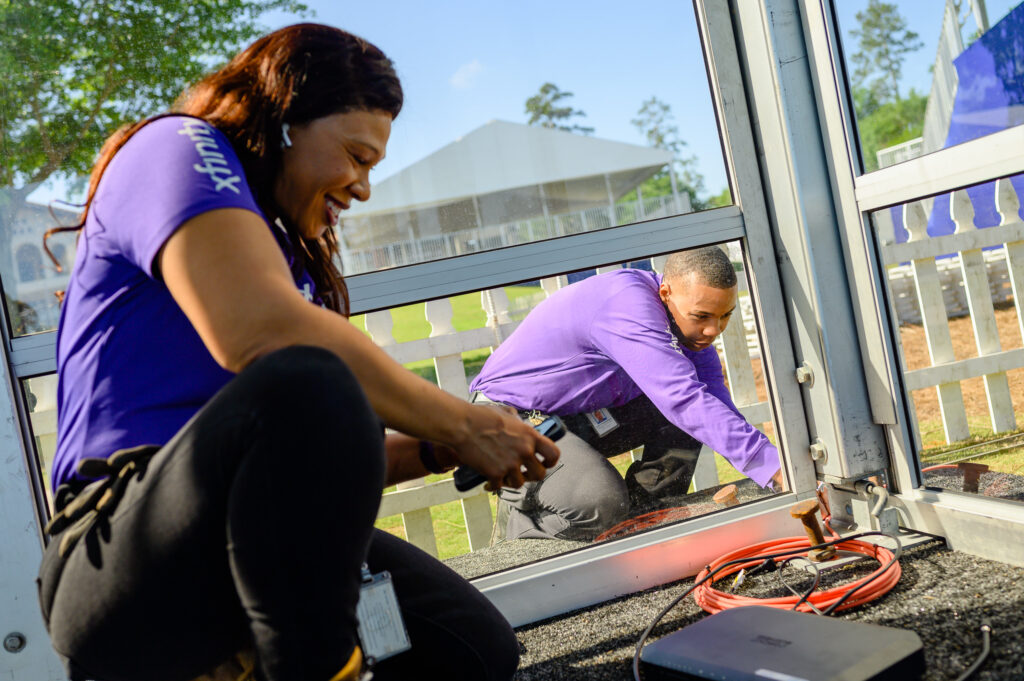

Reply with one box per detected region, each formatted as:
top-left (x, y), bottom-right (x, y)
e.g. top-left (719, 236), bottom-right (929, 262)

top-left (227, 345), bottom-right (385, 485)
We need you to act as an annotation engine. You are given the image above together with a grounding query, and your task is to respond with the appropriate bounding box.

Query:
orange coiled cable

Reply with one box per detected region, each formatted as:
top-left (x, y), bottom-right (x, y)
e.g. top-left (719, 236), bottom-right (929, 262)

top-left (692, 535), bottom-right (901, 615)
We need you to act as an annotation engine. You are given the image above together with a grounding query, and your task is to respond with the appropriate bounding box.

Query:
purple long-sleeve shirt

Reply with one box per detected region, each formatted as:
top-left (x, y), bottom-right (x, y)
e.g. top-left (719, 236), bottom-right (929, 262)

top-left (470, 269), bottom-right (779, 487)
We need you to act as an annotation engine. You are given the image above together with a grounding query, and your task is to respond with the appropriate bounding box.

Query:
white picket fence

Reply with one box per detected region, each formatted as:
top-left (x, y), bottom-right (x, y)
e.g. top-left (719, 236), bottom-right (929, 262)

top-left (875, 178), bottom-right (1024, 446)
top-left (367, 257), bottom-right (772, 558)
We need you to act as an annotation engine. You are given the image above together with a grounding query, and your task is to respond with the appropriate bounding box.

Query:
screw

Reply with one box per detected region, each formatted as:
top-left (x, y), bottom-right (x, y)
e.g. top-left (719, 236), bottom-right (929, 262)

top-left (790, 499), bottom-right (837, 562)
top-left (3, 632), bottom-right (26, 653)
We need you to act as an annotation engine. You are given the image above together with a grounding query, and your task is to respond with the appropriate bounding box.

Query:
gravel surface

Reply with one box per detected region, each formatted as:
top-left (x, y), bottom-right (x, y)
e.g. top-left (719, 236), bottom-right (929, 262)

top-left (445, 476), bottom-right (1024, 679)
top-left (923, 467), bottom-right (1024, 502)
top-left (508, 540), bottom-right (1024, 680)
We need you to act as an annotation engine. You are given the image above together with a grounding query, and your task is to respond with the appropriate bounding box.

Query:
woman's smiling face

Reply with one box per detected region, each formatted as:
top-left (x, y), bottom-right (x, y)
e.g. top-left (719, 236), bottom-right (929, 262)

top-left (273, 109), bottom-right (392, 240)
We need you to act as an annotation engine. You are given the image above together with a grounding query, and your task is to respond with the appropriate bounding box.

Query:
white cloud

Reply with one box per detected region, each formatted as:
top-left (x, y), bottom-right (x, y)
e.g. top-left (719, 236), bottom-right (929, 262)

top-left (449, 59), bottom-right (484, 90)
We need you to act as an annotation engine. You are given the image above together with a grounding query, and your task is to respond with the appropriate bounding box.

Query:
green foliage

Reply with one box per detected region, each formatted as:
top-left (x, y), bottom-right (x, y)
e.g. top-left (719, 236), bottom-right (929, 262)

top-left (706, 187), bottom-right (732, 208)
top-left (628, 96), bottom-right (705, 209)
top-left (849, 0), bottom-right (922, 103)
top-left (855, 88), bottom-right (927, 172)
top-left (0, 0), bottom-right (310, 190)
top-left (524, 82), bottom-right (594, 135)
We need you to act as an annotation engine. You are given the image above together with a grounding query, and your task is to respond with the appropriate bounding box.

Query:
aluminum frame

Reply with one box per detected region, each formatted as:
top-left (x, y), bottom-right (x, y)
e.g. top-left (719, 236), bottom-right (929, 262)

top-left (728, 0), bottom-right (890, 483)
top-left (797, 0), bottom-right (1024, 566)
top-left (0, 331), bottom-right (64, 677)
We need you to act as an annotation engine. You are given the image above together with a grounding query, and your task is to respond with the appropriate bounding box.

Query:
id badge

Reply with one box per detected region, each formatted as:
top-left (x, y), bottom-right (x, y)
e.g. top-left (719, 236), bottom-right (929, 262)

top-left (356, 565), bottom-right (411, 663)
top-left (585, 407), bottom-right (619, 437)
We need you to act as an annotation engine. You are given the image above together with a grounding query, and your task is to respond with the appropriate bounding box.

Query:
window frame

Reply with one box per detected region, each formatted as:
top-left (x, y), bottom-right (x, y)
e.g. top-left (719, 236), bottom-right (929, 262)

top-left (0, 0), bottom-right (851, 647)
top-left (797, 0), bottom-right (1024, 566)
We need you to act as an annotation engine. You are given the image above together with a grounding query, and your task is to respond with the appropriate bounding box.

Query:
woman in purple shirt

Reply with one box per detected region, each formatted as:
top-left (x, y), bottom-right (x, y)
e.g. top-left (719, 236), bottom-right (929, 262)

top-left (37, 24), bottom-right (558, 681)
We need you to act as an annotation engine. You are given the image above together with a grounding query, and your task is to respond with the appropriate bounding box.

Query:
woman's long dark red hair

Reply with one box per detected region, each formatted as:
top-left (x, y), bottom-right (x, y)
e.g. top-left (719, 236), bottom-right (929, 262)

top-left (45, 23), bottom-right (403, 315)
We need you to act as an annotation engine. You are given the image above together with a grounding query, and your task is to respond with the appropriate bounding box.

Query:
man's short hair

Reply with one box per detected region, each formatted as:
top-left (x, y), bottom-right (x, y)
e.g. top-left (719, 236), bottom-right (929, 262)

top-left (663, 246), bottom-right (737, 289)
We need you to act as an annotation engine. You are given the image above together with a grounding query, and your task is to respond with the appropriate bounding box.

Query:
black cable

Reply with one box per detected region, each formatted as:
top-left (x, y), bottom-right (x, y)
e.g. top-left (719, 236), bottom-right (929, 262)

top-left (777, 556), bottom-right (822, 615)
top-left (631, 531), bottom-right (902, 681)
top-left (952, 622), bottom-right (992, 681)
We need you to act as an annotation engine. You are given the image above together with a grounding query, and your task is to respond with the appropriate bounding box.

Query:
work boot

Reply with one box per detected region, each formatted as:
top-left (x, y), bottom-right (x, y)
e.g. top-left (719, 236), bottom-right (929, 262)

top-left (190, 650), bottom-right (255, 681)
top-left (328, 646), bottom-right (367, 681)
top-left (191, 647), bottom-right (367, 681)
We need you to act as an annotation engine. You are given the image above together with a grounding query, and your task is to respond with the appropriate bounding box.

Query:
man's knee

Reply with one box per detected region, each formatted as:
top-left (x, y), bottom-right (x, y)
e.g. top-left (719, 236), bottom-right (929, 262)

top-left (541, 477), bottom-right (630, 538)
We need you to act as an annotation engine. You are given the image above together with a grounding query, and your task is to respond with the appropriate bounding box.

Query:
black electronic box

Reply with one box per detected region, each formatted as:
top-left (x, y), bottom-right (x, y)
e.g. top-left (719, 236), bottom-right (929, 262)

top-left (640, 606), bottom-right (924, 681)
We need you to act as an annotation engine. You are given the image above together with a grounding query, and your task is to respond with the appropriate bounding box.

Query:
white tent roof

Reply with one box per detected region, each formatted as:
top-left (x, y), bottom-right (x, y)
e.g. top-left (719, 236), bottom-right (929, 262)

top-left (347, 120), bottom-right (674, 217)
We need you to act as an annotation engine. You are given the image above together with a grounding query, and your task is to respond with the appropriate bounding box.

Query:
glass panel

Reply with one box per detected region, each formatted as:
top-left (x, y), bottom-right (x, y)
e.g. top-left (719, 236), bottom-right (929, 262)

top-left (23, 373), bottom-right (58, 510)
top-left (356, 241), bottom-right (783, 577)
top-left (1, 2), bottom-right (730, 337)
top-left (834, 1), bottom-right (1024, 173)
top-left (869, 173), bottom-right (1024, 503)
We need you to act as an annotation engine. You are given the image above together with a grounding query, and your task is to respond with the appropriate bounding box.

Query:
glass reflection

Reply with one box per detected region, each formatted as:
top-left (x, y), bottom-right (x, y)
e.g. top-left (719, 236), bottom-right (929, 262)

top-left (2, 1), bottom-right (730, 332)
top-left (23, 374), bottom-right (58, 508)
top-left (870, 175), bottom-right (1024, 503)
top-left (362, 244), bottom-right (782, 577)
top-left (834, 0), bottom-right (1024, 173)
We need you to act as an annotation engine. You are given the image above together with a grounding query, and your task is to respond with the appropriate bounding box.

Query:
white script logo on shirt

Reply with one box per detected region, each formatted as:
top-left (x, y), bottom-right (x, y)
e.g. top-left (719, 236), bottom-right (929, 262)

top-left (667, 325), bottom-right (685, 356)
top-left (178, 119), bottom-right (242, 194)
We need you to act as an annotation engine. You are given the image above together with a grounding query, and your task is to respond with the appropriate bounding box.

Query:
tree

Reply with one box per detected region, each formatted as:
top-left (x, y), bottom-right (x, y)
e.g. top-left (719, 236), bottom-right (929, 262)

top-left (524, 82), bottom-right (594, 135)
top-left (849, 0), bottom-right (923, 105)
top-left (855, 88), bottom-right (927, 172)
top-left (0, 0), bottom-right (308, 294)
top-left (628, 96), bottom-right (705, 210)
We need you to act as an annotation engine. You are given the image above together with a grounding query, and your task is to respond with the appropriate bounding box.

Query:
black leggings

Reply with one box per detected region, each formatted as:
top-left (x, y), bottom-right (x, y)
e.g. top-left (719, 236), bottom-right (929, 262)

top-left (38, 346), bottom-right (519, 681)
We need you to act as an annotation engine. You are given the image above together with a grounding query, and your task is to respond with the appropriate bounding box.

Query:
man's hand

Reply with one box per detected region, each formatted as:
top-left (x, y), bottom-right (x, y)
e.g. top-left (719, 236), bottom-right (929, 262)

top-left (770, 468), bottom-right (786, 492)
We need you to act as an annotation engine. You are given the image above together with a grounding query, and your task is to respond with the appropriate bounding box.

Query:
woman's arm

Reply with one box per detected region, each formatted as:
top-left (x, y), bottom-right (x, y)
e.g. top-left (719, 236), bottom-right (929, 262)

top-left (157, 208), bottom-right (558, 488)
top-left (383, 433), bottom-right (459, 486)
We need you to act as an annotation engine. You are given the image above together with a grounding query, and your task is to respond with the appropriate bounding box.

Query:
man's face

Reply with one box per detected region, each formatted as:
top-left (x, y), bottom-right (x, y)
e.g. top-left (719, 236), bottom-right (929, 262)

top-left (659, 272), bottom-right (737, 351)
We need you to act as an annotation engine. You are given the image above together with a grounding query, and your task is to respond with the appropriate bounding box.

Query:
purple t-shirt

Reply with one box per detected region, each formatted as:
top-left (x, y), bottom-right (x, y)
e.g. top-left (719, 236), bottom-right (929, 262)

top-left (470, 269), bottom-right (779, 487)
top-left (52, 116), bottom-right (321, 488)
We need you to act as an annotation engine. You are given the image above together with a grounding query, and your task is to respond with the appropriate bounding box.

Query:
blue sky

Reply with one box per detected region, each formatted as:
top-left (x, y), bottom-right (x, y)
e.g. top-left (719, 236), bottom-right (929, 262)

top-left (29, 0), bottom-right (1023, 207)
top-left (257, 0), bottom-right (728, 195)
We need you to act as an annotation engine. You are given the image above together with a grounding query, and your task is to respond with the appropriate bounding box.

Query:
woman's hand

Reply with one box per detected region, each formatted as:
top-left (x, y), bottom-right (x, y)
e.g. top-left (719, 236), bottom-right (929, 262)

top-left (450, 404), bottom-right (560, 492)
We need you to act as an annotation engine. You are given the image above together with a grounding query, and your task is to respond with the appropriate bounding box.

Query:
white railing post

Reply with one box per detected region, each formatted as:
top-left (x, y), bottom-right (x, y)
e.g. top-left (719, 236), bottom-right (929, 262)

top-left (540, 275), bottom-right (568, 298)
top-left (951, 189), bottom-right (1016, 433)
top-left (905, 200), bottom-right (970, 443)
top-left (367, 309), bottom-right (440, 556)
top-left (997, 179), bottom-right (1024, 346)
top-left (425, 297), bottom-right (494, 550)
top-left (426, 298), bottom-right (470, 401)
top-left (482, 288), bottom-right (512, 347)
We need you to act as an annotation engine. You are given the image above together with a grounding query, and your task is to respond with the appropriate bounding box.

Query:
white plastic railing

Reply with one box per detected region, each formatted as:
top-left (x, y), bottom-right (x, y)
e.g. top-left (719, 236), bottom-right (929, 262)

top-left (367, 257), bottom-right (771, 558)
top-left (876, 177), bottom-right (1024, 445)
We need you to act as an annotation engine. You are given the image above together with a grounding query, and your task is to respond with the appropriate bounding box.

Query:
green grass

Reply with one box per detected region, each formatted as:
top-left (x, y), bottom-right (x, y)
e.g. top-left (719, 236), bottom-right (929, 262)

top-left (917, 416), bottom-right (1024, 476)
top-left (351, 285), bottom-right (543, 383)
top-left (375, 449), bottom-right (751, 560)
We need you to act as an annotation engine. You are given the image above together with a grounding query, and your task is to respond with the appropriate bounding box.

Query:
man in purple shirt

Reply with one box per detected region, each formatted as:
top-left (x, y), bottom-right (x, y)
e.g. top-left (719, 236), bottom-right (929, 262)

top-left (470, 246), bottom-right (782, 541)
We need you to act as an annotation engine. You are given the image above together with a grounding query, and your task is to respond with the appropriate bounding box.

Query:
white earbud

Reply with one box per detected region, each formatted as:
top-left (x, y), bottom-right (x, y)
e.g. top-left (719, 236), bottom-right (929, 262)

top-left (280, 123), bottom-right (292, 149)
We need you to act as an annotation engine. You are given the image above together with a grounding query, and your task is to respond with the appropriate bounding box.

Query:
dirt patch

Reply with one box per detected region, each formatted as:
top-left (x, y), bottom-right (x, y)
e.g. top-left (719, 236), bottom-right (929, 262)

top-left (900, 303), bottom-right (1024, 448)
